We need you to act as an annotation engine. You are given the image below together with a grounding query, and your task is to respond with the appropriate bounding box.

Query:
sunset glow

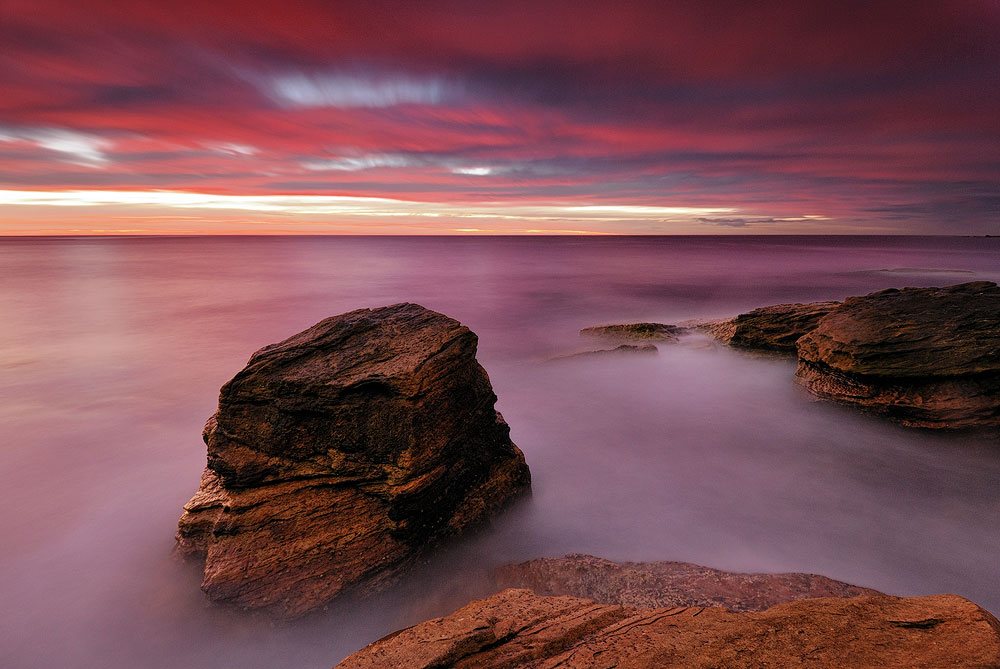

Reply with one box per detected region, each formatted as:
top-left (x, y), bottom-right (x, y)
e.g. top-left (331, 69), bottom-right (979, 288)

top-left (1, 1), bottom-right (998, 234)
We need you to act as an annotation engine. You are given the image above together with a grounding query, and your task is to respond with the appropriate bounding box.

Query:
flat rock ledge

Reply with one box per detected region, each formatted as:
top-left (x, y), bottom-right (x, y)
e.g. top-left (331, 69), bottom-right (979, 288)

top-left (175, 303), bottom-right (530, 619)
top-left (697, 301), bottom-right (841, 352)
top-left (337, 588), bottom-right (1000, 668)
top-left (493, 554), bottom-right (878, 612)
top-left (580, 322), bottom-right (684, 343)
top-left (796, 282), bottom-right (1000, 429)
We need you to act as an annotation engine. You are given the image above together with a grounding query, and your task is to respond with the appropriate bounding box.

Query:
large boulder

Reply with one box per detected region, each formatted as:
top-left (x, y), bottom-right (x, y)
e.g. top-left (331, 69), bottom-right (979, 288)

top-left (175, 303), bottom-right (530, 618)
top-left (337, 588), bottom-right (1000, 668)
top-left (494, 554), bottom-right (877, 612)
top-left (796, 282), bottom-right (1000, 428)
top-left (701, 301), bottom-right (841, 351)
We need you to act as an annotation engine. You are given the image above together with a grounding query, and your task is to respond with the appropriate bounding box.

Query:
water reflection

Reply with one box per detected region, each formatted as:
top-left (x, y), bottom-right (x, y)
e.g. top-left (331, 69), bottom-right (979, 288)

top-left (1, 236), bottom-right (998, 668)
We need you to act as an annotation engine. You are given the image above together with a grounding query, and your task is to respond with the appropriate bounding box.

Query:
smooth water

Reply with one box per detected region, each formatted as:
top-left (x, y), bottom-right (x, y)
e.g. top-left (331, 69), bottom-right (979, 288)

top-left (1, 236), bottom-right (998, 668)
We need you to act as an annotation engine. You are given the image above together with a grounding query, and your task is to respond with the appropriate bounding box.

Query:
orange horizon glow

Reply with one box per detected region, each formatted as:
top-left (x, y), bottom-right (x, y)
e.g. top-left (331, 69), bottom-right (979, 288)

top-left (0, 188), bottom-right (856, 236)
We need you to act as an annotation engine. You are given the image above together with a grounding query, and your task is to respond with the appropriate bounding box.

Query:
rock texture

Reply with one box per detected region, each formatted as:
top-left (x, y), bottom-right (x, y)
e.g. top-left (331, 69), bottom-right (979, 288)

top-left (338, 588), bottom-right (1000, 668)
top-left (494, 554), bottom-right (878, 612)
top-left (580, 322), bottom-right (683, 343)
top-left (701, 301), bottom-right (841, 351)
top-left (176, 303), bottom-right (530, 618)
top-left (796, 282), bottom-right (1000, 428)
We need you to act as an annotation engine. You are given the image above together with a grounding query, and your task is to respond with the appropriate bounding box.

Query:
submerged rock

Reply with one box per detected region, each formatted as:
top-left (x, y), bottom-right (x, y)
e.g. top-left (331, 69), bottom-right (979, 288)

top-left (494, 554), bottom-right (877, 612)
top-left (796, 282), bottom-right (1000, 429)
top-left (550, 344), bottom-right (658, 361)
top-left (580, 322), bottom-right (683, 343)
top-left (337, 588), bottom-right (1000, 668)
top-left (701, 301), bottom-right (841, 351)
top-left (176, 303), bottom-right (530, 618)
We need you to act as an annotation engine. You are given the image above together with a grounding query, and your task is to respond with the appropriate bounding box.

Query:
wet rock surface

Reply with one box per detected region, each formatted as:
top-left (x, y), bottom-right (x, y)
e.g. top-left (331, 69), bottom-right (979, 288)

top-left (580, 322), bottom-right (683, 343)
top-left (796, 282), bottom-right (1000, 428)
top-left (176, 303), bottom-right (530, 618)
top-left (493, 554), bottom-right (878, 612)
top-left (337, 587), bottom-right (1000, 668)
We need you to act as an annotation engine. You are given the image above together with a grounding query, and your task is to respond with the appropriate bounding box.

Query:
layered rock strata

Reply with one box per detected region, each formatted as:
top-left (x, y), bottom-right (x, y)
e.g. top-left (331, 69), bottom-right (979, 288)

top-left (338, 588), bottom-right (1000, 668)
top-left (795, 282), bottom-right (1000, 428)
top-left (176, 303), bottom-right (531, 618)
top-left (700, 301), bottom-right (841, 351)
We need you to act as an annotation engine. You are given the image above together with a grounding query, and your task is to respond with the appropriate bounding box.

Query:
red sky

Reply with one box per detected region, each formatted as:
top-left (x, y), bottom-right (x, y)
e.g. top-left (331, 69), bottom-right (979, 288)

top-left (1, 0), bottom-right (998, 234)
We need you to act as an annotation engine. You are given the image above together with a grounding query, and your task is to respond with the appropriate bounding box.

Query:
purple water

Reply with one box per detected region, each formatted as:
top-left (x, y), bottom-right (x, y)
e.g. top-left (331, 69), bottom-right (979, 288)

top-left (1, 236), bottom-right (998, 668)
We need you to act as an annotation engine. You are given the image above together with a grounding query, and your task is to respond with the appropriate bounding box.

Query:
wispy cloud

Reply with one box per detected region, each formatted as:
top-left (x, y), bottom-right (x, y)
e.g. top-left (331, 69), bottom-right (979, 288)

top-left (301, 154), bottom-right (416, 171)
top-left (203, 142), bottom-right (258, 156)
top-left (697, 215), bottom-right (831, 228)
top-left (451, 166), bottom-right (495, 176)
top-left (259, 71), bottom-right (464, 108)
top-left (0, 127), bottom-right (113, 166)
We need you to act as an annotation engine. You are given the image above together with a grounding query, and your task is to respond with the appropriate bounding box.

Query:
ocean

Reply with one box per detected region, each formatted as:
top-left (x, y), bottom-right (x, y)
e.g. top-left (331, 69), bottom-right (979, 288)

top-left (1, 235), bottom-right (998, 668)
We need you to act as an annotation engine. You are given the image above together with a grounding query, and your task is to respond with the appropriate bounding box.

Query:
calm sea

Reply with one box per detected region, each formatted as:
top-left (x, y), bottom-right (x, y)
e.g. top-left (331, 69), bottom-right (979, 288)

top-left (1, 235), bottom-right (998, 668)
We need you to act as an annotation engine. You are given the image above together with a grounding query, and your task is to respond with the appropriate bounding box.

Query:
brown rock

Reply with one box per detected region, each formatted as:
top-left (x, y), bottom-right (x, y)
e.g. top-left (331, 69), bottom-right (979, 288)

top-left (176, 303), bottom-right (530, 618)
top-left (580, 322), bottom-right (683, 343)
top-left (494, 554), bottom-right (878, 612)
top-left (337, 588), bottom-right (1000, 668)
top-left (702, 301), bottom-right (841, 351)
top-left (796, 282), bottom-right (1000, 428)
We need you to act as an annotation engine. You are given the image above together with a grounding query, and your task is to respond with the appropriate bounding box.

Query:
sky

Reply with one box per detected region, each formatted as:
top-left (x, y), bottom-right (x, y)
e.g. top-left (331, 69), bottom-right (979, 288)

top-left (0, 0), bottom-right (998, 235)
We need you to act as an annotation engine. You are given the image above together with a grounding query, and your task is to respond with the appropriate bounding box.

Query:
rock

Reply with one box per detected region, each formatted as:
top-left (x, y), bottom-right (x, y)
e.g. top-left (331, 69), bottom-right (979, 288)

top-left (337, 588), bottom-right (1000, 668)
top-left (701, 301), bottom-right (841, 351)
top-left (580, 322), bottom-right (683, 343)
top-left (796, 282), bottom-right (1000, 428)
top-left (550, 344), bottom-right (659, 361)
top-left (493, 554), bottom-right (878, 612)
top-left (175, 303), bottom-right (531, 618)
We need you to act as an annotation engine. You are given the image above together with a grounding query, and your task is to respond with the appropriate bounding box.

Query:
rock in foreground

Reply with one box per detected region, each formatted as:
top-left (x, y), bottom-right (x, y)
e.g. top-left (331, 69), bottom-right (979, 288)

top-left (494, 554), bottom-right (877, 612)
top-left (176, 303), bottom-right (530, 618)
top-left (580, 322), bottom-right (683, 343)
top-left (701, 301), bottom-right (841, 351)
top-left (796, 282), bottom-right (1000, 428)
top-left (338, 588), bottom-right (1000, 668)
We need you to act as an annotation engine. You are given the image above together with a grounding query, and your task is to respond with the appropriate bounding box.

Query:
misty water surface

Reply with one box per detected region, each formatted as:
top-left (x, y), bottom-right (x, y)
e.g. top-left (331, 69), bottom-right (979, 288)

top-left (1, 236), bottom-right (998, 668)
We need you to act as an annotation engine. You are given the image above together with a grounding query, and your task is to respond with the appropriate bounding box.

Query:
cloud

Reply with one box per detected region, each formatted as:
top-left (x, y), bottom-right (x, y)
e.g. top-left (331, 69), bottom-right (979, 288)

top-left (203, 142), bottom-right (258, 156)
top-left (451, 166), bottom-right (494, 176)
top-left (0, 126), bottom-right (112, 166)
top-left (0, 1), bottom-right (997, 233)
top-left (300, 151), bottom-right (506, 176)
top-left (258, 71), bottom-right (464, 109)
top-left (697, 215), bottom-right (832, 228)
top-left (301, 154), bottom-right (416, 171)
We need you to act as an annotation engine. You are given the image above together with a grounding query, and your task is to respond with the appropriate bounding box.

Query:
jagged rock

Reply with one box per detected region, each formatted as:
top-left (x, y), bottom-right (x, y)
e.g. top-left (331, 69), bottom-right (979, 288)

top-left (796, 282), bottom-right (1000, 428)
top-left (175, 303), bottom-right (530, 618)
top-left (493, 554), bottom-right (878, 612)
top-left (700, 301), bottom-right (841, 351)
top-left (550, 344), bottom-right (658, 361)
top-left (580, 322), bottom-right (683, 343)
top-left (337, 588), bottom-right (1000, 668)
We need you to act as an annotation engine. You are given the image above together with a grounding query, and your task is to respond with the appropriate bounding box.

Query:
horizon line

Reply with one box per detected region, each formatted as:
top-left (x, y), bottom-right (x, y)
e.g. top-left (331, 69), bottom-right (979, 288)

top-left (2, 232), bottom-right (996, 239)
